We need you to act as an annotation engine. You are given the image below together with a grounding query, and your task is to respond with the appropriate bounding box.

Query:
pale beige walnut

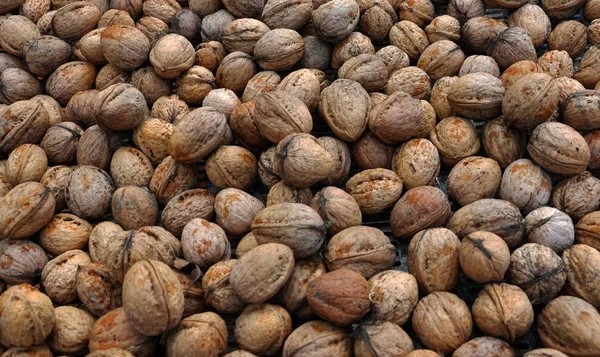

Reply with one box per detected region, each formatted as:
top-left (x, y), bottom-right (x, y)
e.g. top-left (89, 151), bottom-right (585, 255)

top-left (262, 0), bottom-right (312, 31)
top-left (0, 239), bottom-right (48, 285)
top-left (100, 25), bottom-right (150, 71)
top-left (130, 66), bottom-right (172, 105)
top-left (31, 95), bottom-right (63, 126)
top-left (149, 33), bottom-right (195, 79)
top-left (392, 139), bottom-right (439, 190)
top-left (181, 218), bottom-right (231, 269)
top-left (175, 66), bottom-right (216, 106)
top-left (230, 243), bottom-right (295, 304)
top-left (65, 166), bottom-right (114, 220)
top-left (358, 0), bottom-right (397, 43)
top-left (425, 15), bottom-right (461, 43)
top-left (310, 186), bottom-right (361, 235)
top-left (151, 94), bottom-right (189, 123)
top-left (448, 156), bottom-right (501, 206)
top-left (346, 168), bottom-right (403, 215)
top-left (202, 259), bottom-right (247, 315)
top-left (390, 186), bottom-right (451, 239)
top-left (459, 55), bottom-right (500, 77)
top-left (338, 54), bottom-right (389, 92)
top-left (538, 50), bottom-right (574, 78)
top-left (499, 159), bottom-right (551, 214)
top-left (525, 207), bottom-right (574, 252)
top-left (39, 213), bottom-right (92, 256)
top-left (274, 133), bottom-right (333, 188)
top-left (73, 28), bottom-right (107, 65)
top-left (40, 165), bottom-right (72, 212)
top-left (312, 0), bottom-right (360, 43)
top-left (368, 270), bottom-right (418, 326)
top-left (376, 45), bottom-right (410, 75)
top-left (86, 348), bottom-right (136, 357)
top-left (508, 4), bottom-right (551, 47)
top-left (133, 118), bottom-right (174, 165)
top-left (319, 79), bottom-right (370, 142)
top-left (417, 40), bottom-right (465, 81)
top-left (384, 66), bottom-right (431, 99)
top-left (122, 259), bottom-right (184, 336)
top-left (47, 306), bottom-right (95, 355)
top-left (0, 284), bottom-right (55, 348)
top-left (5, 144), bottom-right (47, 187)
top-left (354, 322), bottom-right (414, 357)
top-left (111, 186), bottom-right (159, 230)
top-left (203, 88), bottom-right (241, 119)
top-left (215, 188), bottom-right (264, 237)
top-left (277, 69), bottom-right (320, 112)
top-left (282, 320), bottom-right (352, 357)
top-left (166, 312), bottom-right (228, 357)
top-left (235, 303), bottom-right (292, 356)
top-left (502, 73), bottom-right (559, 129)
top-left (162, 189), bottom-right (215, 237)
top-left (486, 27), bottom-right (537, 70)
top-left (268, 181), bottom-right (313, 206)
top-left (0, 182), bottom-right (55, 240)
top-left (98, 9), bottom-right (135, 27)
top-left (429, 76), bottom-right (458, 120)
top-left (562, 90), bottom-right (600, 131)
top-left (110, 147), bottom-right (154, 188)
top-left (576, 211), bottom-right (600, 250)
top-left (548, 20), bottom-right (588, 58)
top-left (76, 263), bottom-right (123, 317)
top-left (222, 19), bottom-right (270, 55)
top-left (453, 337), bottom-right (515, 357)
top-left (41, 250), bottom-right (91, 305)
top-left (236, 233), bottom-right (259, 258)
top-left (459, 231), bottom-right (510, 284)
top-left (411, 292), bottom-right (472, 355)
top-left (552, 171), bottom-right (600, 220)
top-left (254, 29), bottom-right (304, 71)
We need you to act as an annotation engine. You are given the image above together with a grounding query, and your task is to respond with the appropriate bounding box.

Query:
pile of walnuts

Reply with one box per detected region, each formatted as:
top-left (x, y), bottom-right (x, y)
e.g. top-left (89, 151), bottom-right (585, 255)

top-left (2, 0), bottom-right (600, 355)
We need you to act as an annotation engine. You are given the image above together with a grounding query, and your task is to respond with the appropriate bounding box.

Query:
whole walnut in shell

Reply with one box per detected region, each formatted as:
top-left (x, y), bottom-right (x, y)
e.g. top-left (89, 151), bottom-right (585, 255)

top-left (65, 90), bottom-right (99, 128)
top-left (390, 186), bottom-right (451, 239)
top-left (122, 260), bottom-right (184, 336)
top-left (429, 76), bottom-right (458, 119)
top-left (151, 94), bottom-right (188, 123)
top-left (73, 28), bottom-right (108, 66)
top-left (101, 25), bottom-right (150, 71)
top-left (392, 139), bottom-right (439, 190)
top-left (39, 213), bottom-right (92, 256)
top-left (207, 145), bottom-right (258, 191)
top-left (319, 79), bottom-right (370, 142)
top-left (310, 186), bottom-right (361, 235)
top-left (384, 66), bottom-right (431, 99)
top-left (331, 32), bottom-right (374, 69)
top-left (575, 45), bottom-right (600, 89)
top-left (376, 45), bottom-right (410, 75)
top-left (524, 207), bottom-right (574, 253)
top-left (40, 165), bottom-right (72, 213)
top-left (254, 91), bottom-right (312, 144)
top-left (429, 117), bottom-right (480, 166)
top-left (95, 83), bottom-right (148, 132)
top-left (508, 4), bottom-right (551, 48)
top-left (345, 168), bottom-right (403, 215)
top-left (66, 166), bottom-right (114, 220)
top-left (508, 243), bottom-right (566, 304)
top-left (459, 55), bottom-right (500, 77)
top-left (358, 0), bottom-right (397, 43)
top-left (230, 243), bottom-right (295, 304)
top-left (425, 15), bottom-right (461, 43)
top-left (235, 303), bottom-right (292, 356)
top-left (548, 20), bottom-right (588, 58)
top-left (481, 117), bottom-right (526, 168)
top-left (0, 68), bottom-right (42, 105)
top-left (149, 33), bottom-right (195, 79)
top-left (282, 320), bottom-right (352, 357)
top-left (408, 228), bottom-right (460, 293)
top-left (45, 61), bottom-right (97, 106)
top-left (338, 54), bottom-right (389, 92)
top-left (167, 312), bottom-right (228, 357)
top-left (182, 218), bottom-right (230, 269)
top-left (280, 257), bottom-right (326, 319)
top-left (0, 99), bottom-right (50, 153)
top-left (500, 60), bottom-right (543, 88)
top-left (312, 0), bottom-right (360, 43)
top-left (254, 29), bottom-right (304, 71)
top-left (538, 50), bottom-right (574, 78)
top-left (52, 2), bottom-right (100, 41)
top-left (486, 27), bottom-right (537, 69)
top-left (563, 244), bottom-right (600, 307)
top-left (502, 73), bottom-right (559, 129)
top-left (201, 9), bottom-right (235, 42)
top-left (110, 147), bottom-right (154, 188)
top-left (447, 72), bottom-right (505, 120)
top-left (448, 156), bottom-right (501, 206)
top-left (39, 123), bottom-right (83, 165)
top-left (142, 0), bottom-right (181, 24)
top-left (552, 171), bottom-right (600, 220)
top-left (236, 233), bottom-right (259, 258)
top-left (368, 270), bottom-right (418, 326)
top-left (462, 17), bottom-right (507, 54)
top-left (0, 15), bottom-right (40, 56)
top-left (194, 41), bottom-right (226, 73)
top-left (499, 159), bottom-right (551, 214)
top-left (472, 283), bottom-right (534, 342)
top-left (5, 143), bottom-right (47, 187)
top-left (175, 66), bottom-right (215, 106)
top-left (76, 126), bottom-right (111, 171)
top-left (0, 182), bottom-right (55, 240)
top-left (202, 259), bottom-right (247, 315)
top-left (352, 132), bottom-right (394, 170)
top-left (459, 231), bottom-right (510, 284)
top-left (112, 186), bottom-right (159, 230)
top-left (47, 306), bottom-right (95, 355)
top-left (575, 211), bottom-right (600, 250)
top-left (389, 21), bottom-right (429, 60)
top-left (411, 292), bottom-right (472, 355)
top-left (453, 337), bottom-right (515, 357)
top-left (242, 71), bottom-right (280, 102)
top-left (41, 250), bottom-right (91, 305)
top-left (300, 36), bottom-right (333, 71)
top-left (0, 284), bottom-right (55, 348)
top-left (161, 189), bottom-right (215, 237)
top-left (417, 40), bottom-right (464, 81)
top-left (354, 322), bottom-right (415, 357)
top-left (277, 69), bottom-right (321, 111)
top-left (0, 239), bottom-right (48, 285)
top-left (130, 66), bottom-right (172, 105)
top-left (274, 133), bottom-right (333, 188)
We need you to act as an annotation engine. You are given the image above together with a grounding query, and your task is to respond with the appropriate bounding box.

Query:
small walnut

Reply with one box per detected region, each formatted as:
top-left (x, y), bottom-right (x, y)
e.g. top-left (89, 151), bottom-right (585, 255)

top-left (215, 188), bottom-right (264, 237)
top-left (175, 66), bottom-right (215, 106)
top-left (429, 76), bottom-right (458, 120)
top-left (525, 207), bottom-right (574, 252)
top-left (201, 9), bottom-right (235, 42)
top-left (258, 146), bottom-right (280, 188)
top-left (499, 159), bottom-right (551, 214)
top-left (282, 321), bottom-right (352, 357)
top-left (453, 337), bottom-right (514, 357)
top-left (162, 189), bottom-right (215, 237)
top-left (384, 66), bottom-right (431, 99)
top-left (151, 94), bottom-right (189, 123)
top-left (538, 50), bottom-right (574, 78)
top-left (0, 239), bottom-right (48, 285)
top-left (447, 72), bottom-right (505, 120)
top-left (41, 250), bottom-right (91, 305)
top-left (136, 15), bottom-right (169, 41)
top-left (368, 270), bottom-right (418, 326)
top-left (0, 182), bottom-right (55, 240)
top-left (101, 25), bottom-right (150, 71)
top-left (375, 45), bottom-right (410, 75)
top-left (392, 139), bottom-right (439, 189)
top-left (142, 0), bottom-right (181, 24)
top-left (47, 306), bottom-right (95, 355)
top-left (268, 181), bottom-right (312, 207)
top-left (313, 0), bottom-right (359, 43)
top-left (357, 0), bottom-right (397, 43)
top-left (39, 123), bottom-right (83, 166)
top-left (167, 312), bottom-right (228, 357)
top-left (112, 186), bottom-right (159, 230)
top-left (447, 0), bottom-right (485, 24)
top-left (411, 292), bottom-right (472, 355)
top-left (182, 218), bottom-right (231, 269)
top-left (235, 303), bottom-right (292, 356)
top-left (207, 145), bottom-right (258, 191)
top-left (45, 61), bottom-right (97, 106)
top-left (202, 259), bottom-right (247, 315)
top-left (345, 168), bottom-right (403, 215)
top-left (96, 64), bottom-right (130, 91)
top-left (98, 9), bottom-right (135, 27)
top-left (459, 231), bottom-right (510, 284)
top-left (481, 117), bottom-right (526, 169)
top-left (110, 147), bottom-right (154, 188)
top-left (194, 41), bottom-right (226, 73)
top-left (462, 17), bottom-right (507, 54)
top-left (487, 27), bottom-right (537, 69)
top-left (562, 90), bottom-right (600, 131)
top-left (500, 60), bottom-right (542, 88)
top-left (429, 117), bottom-right (480, 166)
top-left (503, 73), bottom-right (559, 129)
top-left (236, 233), bottom-right (259, 258)
top-left (448, 156), bottom-right (501, 206)
top-left (425, 15), bottom-right (461, 43)
top-left (417, 40), bottom-right (464, 81)
top-left (389, 20), bottom-right (429, 60)
top-left (5, 144), bottom-right (47, 187)
top-left (319, 79), bottom-right (369, 141)
top-left (73, 28), bottom-right (107, 66)
top-left (508, 4), bottom-right (551, 47)
top-left (310, 186), bottom-right (361, 235)
top-left (391, 187), bottom-right (451, 239)
top-left (508, 243), bottom-right (566, 304)
top-left (575, 45), bottom-right (600, 89)
top-left (66, 166), bottom-right (114, 220)
top-left (242, 71), bottom-right (281, 103)
top-left (40, 165), bottom-right (72, 212)
top-left (95, 83), bottom-right (148, 132)
top-left (0, 68), bottom-right (42, 105)
top-left (352, 132), bottom-right (394, 170)
top-left (130, 66), bottom-right (172, 105)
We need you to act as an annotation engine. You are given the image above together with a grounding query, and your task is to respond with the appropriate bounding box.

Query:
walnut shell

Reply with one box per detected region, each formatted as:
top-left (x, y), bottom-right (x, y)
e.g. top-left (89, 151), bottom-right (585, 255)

top-left (22, 36), bottom-right (71, 78)
top-left (98, 9), bottom-right (135, 27)
top-left (447, 0), bottom-right (485, 24)
top-left (52, 1), bottom-right (100, 41)
top-left (39, 165), bottom-right (72, 213)
top-left (39, 213), bottom-right (92, 256)
top-left (300, 36), bottom-right (333, 71)
top-left (73, 28), bottom-right (107, 65)
top-left (151, 94), bottom-right (188, 123)
top-left (41, 250), bottom-right (91, 305)
top-left (562, 90), bottom-right (600, 131)
top-left (96, 64), bottom-right (130, 91)
top-left (345, 168), bottom-right (403, 215)
top-left (389, 20), bottom-right (429, 60)
top-left (524, 207), bottom-right (574, 253)
top-left (354, 322), bottom-right (414, 357)
top-left (417, 40), bottom-right (464, 81)
top-left (111, 186), bottom-right (159, 230)
top-left (459, 231), bottom-right (510, 284)
top-left (122, 259), bottom-right (184, 336)
top-left (447, 72), bottom-right (505, 120)
top-left (459, 55), bottom-right (500, 77)
top-left (448, 156), bottom-right (501, 206)
top-left (411, 292), bottom-right (472, 355)
top-left (261, 0), bottom-right (312, 30)
top-left (523, 349), bottom-right (568, 357)
top-left (331, 32), bottom-right (375, 69)
top-left (254, 91), bottom-right (312, 144)
top-left (130, 66), bottom-right (172, 105)
top-left (47, 306), bottom-right (95, 355)
top-left (481, 117), bottom-right (526, 169)
top-left (453, 337), bottom-right (515, 357)
top-left (109, 147), bottom-right (154, 188)
top-left (182, 218), bottom-right (231, 269)
top-left (206, 145), bottom-right (258, 191)
top-left (0, 239), bottom-right (48, 285)
top-left (162, 189), bottom-right (215, 237)
top-left (280, 257), bottom-right (326, 319)
top-left (235, 303), bottom-right (292, 356)
top-left (95, 83), bottom-right (148, 132)
top-left (76, 126), bottom-right (110, 171)
top-left (0, 182), bottom-right (55, 240)
top-left (39, 123), bottom-right (83, 165)
top-left (0, 15), bottom-right (41, 56)
top-left (149, 33), bottom-right (195, 79)
top-left (502, 73), bottom-right (559, 129)
top-left (390, 186), bottom-right (451, 239)
top-left (508, 4), bottom-right (551, 47)
top-left (429, 76), bottom-right (458, 119)
top-left (202, 259), bottom-right (247, 315)
top-left (429, 117), bottom-right (480, 166)
top-left (230, 243), bottom-right (295, 304)
top-left (537, 50), bottom-right (574, 78)
top-left (174, 66), bottom-right (215, 106)
top-left (194, 41), bottom-right (226, 73)
top-left (5, 143), bottom-right (47, 187)
top-left (562, 244), bottom-right (600, 306)
top-left (368, 270), bottom-right (418, 326)
top-left (0, 68), bottom-right (42, 105)
top-left (338, 54), bottom-right (389, 92)
top-left (310, 186), bottom-right (361, 235)
top-left (282, 320), bottom-right (352, 357)
top-left (66, 166), bottom-right (114, 220)
top-left (352, 132), bottom-right (394, 170)
top-left (426, 15), bottom-right (461, 43)
top-left (267, 181), bottom-right (312, 207)
top-left (575, 211), bottom-right (600, 250)
top-left (136, 15), bottom-right (169, 41)
top-left (499, 159), bottom-right (551, 214)
top-left (254, 29), bottom-right (304, 71)
top-left (319, 79), bottom-right (369, 142)
top-left (384, 66), bottom-right (431, 99)
top-left (486, 27), bottom-right (537, 69)
top-left (215, 188), bottom-right (264, 237)
top-left (548, 20), bottom-right (588, 58)
top-left (357, 0), bottom-right (397, 43)
top-left (312, 0), bottom-right (360, 43)
top-left (375, 45), bottom-right (410, 75)
top-left (447, 198), bottom-right (524, 248)
top-left (462, 16), bottom-right (507, 54)
top-left (45, 61), bottom-right (97, 106)
top-left (552, 171), bottom-right (600, 220)
top-left (274, 133), bottom-right (333, 188)
top-left (236, 233), bottom-right (259, 258)
top-left (166, 312), bottom-right (228, 357)
top-left (575, 45), bottom-right (600, 89)
top-left (100, 25), bottom-right (150, 71)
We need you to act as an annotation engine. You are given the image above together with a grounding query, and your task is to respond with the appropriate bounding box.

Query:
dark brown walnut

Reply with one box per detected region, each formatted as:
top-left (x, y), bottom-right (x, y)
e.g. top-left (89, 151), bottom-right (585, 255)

top-left (447, 72), bottom-right (505, 120)
top-left (587, 130), bottom-right (600, 169)
top-left (542, 0), bottom-right (587, 19)
top-left (88, 307), bottom-right (157, 356)
top-left (66, 166), bottom-right (114, 220)
top-left (174, 66), bottom-right (215, 106)
top-left (0, 284), bottom-right (55, 348)
top-left (100, 25), bottom-right (150, 71)
top-left (357, 0), bottom-right (397, 43)
top-left (508, 243), bottom-right (566, 304)
top-left (368, 270), bottom-right (418, 326)
top-left (429, 117), bottom-right (480, 166)
top-left (282, 320), bottom-right (352, 357)
top-left (384, 66), bottom-right (431, 99)
top-left (311, 186), bottom-right (361, 235)
top-left (376, 46), bottom-right (410, 75)
top-left (0, 68), bottom-right (42, 105)
top-left (112, 186), bottom-right (159, 230)
top-left (562, 244), bottom-right (600, 306)
top-left (473, 283), bottom-right (534, 342)
top-left (408, 228), bottom-right (460, 293)
top-left (258, 146), bottom-right (280, 188)
top-left (482, 117), bottom-right (526, 169)
top-left (562, 90), bottom-right (600, 131)
top-left (170, 9), bottom-right (201, 42)
top-left (203, 259), bottom-right (247, 315)
top-left (425, 15), bottom-right (461, 43)
top-left (110, 147), bottom-right (154, 188)
top-left (206, 145), bottom-right (258, 191)
top-left (73, 28), bottom-right (107, 66)
top-left (448, 156), bottom-right (501, 206)
top-left (553, 171), bottom-right (600, 220)
top-left (214, 188), bottom-right (264, 237)
top-left (0, 15), bottom-right (40, 56)
top-left (487, 27), bottom-right (537, 70)
top-left (221, 19), bottom-right (269, 55)
top-left (201, 9), bottom-right (235, 43)
top-left (389, 20), bottom-right (429, 60)
top-left (261, 0), bottom-right (312, 30)
top-left (194, 41), bottom-right (226, 73)
top-left (181, 218), bottom-right (230, 268)
top-left (539, 297), bottom-right (600, 356)
top-left (242, 71), bottom-right (281, 103)
top-left (525, 207), bottom-right (574, 252)
top-left (300, 36), bottom-right (333, 71)
top-left (0, 0), bottom-right (24, 14)
top-left (162, 189), bottom-right (215, 237)
top-left (22, 35), bottom-right (71, 78)
top-left (41, 250), bottom-right (90, 305)
top-left (502, 73), bottom-right (559, 129)
top-left (392, 138), bottom-right (440, 189)
top-left (47, 306), bottom-right (95, 356)
top-left (0, 100), bottom-right (50, 153)
top-left (168, 107), bottom-right (231, 163)
top-left (429, 76), bottom-right (458, 119)
top-left (528, 122), bottom-right (590, 175)
top-left (338, 54), bottom-right (389, 92)
top-left (575, 45), bottom-right (600, 89)
top-left (447, 0), bottom-right (485, 24)
top-left (500, 60), bottom-right (543, 88)
top-left (499, 159), bottom-right (551, 214)
top-left (523, 349), bottom-right (569, 357)
top-left (52, 1), bottom-right (101, 41)
top-left (313, 0), bottom-right (360, 43)
top-left (354, 322), bottom-right (414, 357)
top-left (76, 125), bottom-right (111, 171)
top-left (346, 168), bottom-right (403, 215)
top-left (98, 9), bottom-right (135, 27)
top-left (280, 257), bottom-right (326, 319)
top-left (40, 165), bottom-right (72, 212)
top-left (254, 29), bottom-right (304, 71)
top-left (130, 66), bottom-right (172, 105)
top-left (417, 40), bottom-right (464, 81)
top-left (64, 90), bottom-right (99, 128)
top-left (548, 20), bottom-right (587, 58)
top-left (45, 61), bottom-right (96, 106)
top-left (96, 64), bottom-right (131, 91)
top-left (412, 292), bottom-right (472, 355)
top-left (274, 133), bottom-right (333, 188)
top-left (352, 132), bottom-right (394, 170)
top-left (331, 32), bottom-right (375, 69)
top-left (95, 83), bottom-right (148, 132)
top-left (234, 303), bottom-right (292, 356)
top-left (39, 213), bottom-right (92, 256)
top-left (268, 181), bottom-right (313, 206)
top-left (5, 143), bottom-right (47, 187)
top-left (459, 55), bottom-right (500, 77)
top-left (590, 19), bottom-right (600, 45)
top-left (460, 231), bottom-right (510, 284)
top-left (538, 50), bottom-right (574, 78)
top-left (369, 91), bottom-right (435, 144)
top-left (453, 337), bottom-right (515, 357)
top-left (0, 239), bottom-right (47, 285)
top-left (252, 203), bottom-right (326, 258)
top-left (0, 182), bottom-right (55, 240)
top-left (142, 0), bottom-right (181, 24)
top-left (391, 187), bottom-right (451, 239)
top-left (462, 17), bottom-right (507, 54)
top-left (325, 226), bottom-right (395, 278)
top-left (306, 269), bottom-right (370, 326)
top-left (230, 243), bottom-right (295, 304)
top-left (319, 79), bottom-right (369, 142)
top-left (507, 5), bottom-right (550, 47)
top-left (253, 91), bottom-right (312, 144)
top-left (447, 199), bottom-right (524, 248)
